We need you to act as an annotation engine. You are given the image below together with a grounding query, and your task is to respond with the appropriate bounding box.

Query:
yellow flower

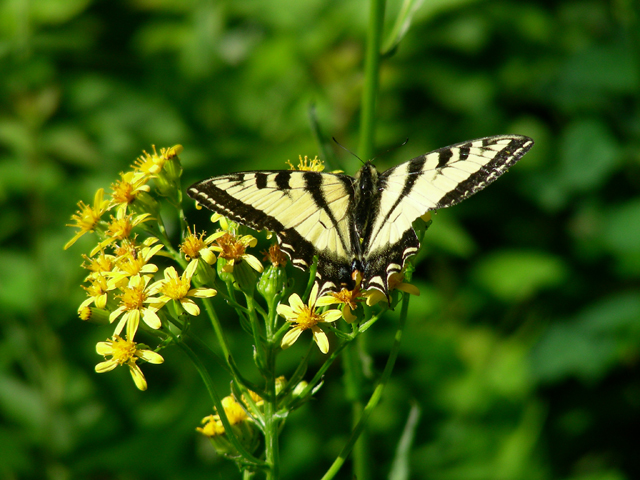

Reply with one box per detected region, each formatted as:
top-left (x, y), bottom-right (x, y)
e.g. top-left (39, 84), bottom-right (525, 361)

top-left (277, 284), bottom-right (342, 354)
top-left (81, 251), bottom-right (117, 278)
top-left (109, 171), bottom-right (151, 211)
top-left (95, 335), bottom-right (164, 391)
top-left (210, 231), bottom-right (263, 273)
top-left (262, 243), bottom-right (288, 267)
top-left (106, 238), bottom-right (163, 286)
top-left (286, 155), bottom-right (325, 172)
top-left (91, 210), bottom-right (152, 255)
top-left (180, 226), bottom-right (217, 268)
top-left (325, 273), bottom-right (365, 323)
top-left (197, 396), bottom-right (248, 437)
top-left (109, 274), bottom-right (161, 339)
top-left (79, 275), bottom-right (113, 311)
top-left (131, 145), bottom-right (172, 178)
top-left (363, 272), bottom-right (420, 306)
top-left (64, 188), bottom-right (109, 249)
top-left (149, 263), bottom-right (217, 316)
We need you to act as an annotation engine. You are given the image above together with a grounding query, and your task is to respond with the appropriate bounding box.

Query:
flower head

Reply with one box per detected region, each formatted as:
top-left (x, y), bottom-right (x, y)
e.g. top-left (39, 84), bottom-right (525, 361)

top-left (106, 238), bottom-right (163, 286)
top-left (325, 273), bottom-right (365, 322)
top-left (64, 189), bottom-right (109, 249)
top-left (92, 210), bottom-right (152, 255)
top-left (131, 145), bottom-right (174, 178)
top-left (277, 284), bottom-right (342, 354)
top-left (149, 263), bottom-right (217, 316)
top-left (287, 155), bottom-right (325, 172)
top-left (109, 171), bottom-right (151, 211)
top-left (210, 231), bottom-right (263, 273)
top-left (180, 226), bottom-right (217, 267)
top-left (95, 335), bottom-right (164, 391)
top-left (109, 274), bottom-right (161, 339)
top-left (262, 243), bottom-right (288, 267)
top-left (197, 396), bottom-right (248, 437)
top-left (79, 274), bottom-right (114, 311)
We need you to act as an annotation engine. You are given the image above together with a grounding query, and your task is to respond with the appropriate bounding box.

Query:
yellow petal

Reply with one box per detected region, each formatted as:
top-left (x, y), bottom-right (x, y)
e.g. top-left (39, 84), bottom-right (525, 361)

top-left (180, 298), bottom-right (200, 316)
top-left (95, 358), bottom-right (118, 373)
top-left (281, 326), bottom-right (304, 349)
top-left (276, 304), bottom-right (295, 320)
top-left (185, 259), bottom-right (198, 279)
top-left (289, 293), bottom-right (304, 312)
top-left (322, 309), bottom-right (343, 323)
top-left (312, 327), bottom-right (329, 354)
top-left (308, 284), bottom-right (319, 306)
top-left (126, 310), bottom-right (141, 339)
top-left (96, 341), bottom-right (114, 356)
top-left (243, 254), bottom-right (264, 273)
top-left (188, 287), bottom-right (217, 298)
top-left (142, 308), bottom-right (161, 329)
top-left (137, 350), bottom-right (164, 364)
top-left (342, 305), bottom-right (357, 323)
top-left (397, 282), bottom-right (420, 296)
top-left (109, 306), bottom-right (125, 323)
top-left (128, 363), bottom-right (148, 391)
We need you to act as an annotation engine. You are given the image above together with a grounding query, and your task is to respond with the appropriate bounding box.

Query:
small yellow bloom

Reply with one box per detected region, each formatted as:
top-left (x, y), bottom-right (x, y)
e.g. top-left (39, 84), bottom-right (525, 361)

top-left (95, 335), bottom-right (164, 391)
top-left (107, 238), bottom-right (163, 286)
top-left (262, 243), bottom-right (288, 267)
top-left (149, 263), bottom-right (217, 316)
top-left (91, 210), bottom-right (152, 255)
top-left (363, 272), bottom-right (420, 306)
top-left (64, 188), bottom-right (110, 249)
top-left (277, 284), bottom-right (342, 354)
top-left (287, 155), bottom-right (325, 172)
top-left (82, 251), bottom-right (117, 278)
top-left (109, 274), bottom-right (161, 339)
top-left (326, 273), bottom-right (365, 323)
top-left (109, 171), bottom-right (151, 211)
top-left (180, 226), bottom-right (217, 267)
top-left (79, 275), bottom-right (113, 311)
top-left (210, 231), bottom-right (263, 273)
top-left (131, 145), bottom-right (173, 178)
top-left (197, 396), bottom-right (248, 437)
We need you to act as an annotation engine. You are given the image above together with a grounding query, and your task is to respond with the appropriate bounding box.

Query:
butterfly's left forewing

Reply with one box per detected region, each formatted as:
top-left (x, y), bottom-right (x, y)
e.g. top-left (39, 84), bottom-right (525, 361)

top-left (361, 135), bottom-right (534, 293)
top-left (188, 170), bottom-right (358, 294)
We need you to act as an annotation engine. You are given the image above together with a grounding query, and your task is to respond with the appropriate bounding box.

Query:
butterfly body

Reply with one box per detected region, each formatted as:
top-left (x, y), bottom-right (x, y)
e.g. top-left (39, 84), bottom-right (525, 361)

top-left (188, 135), bottom-right (534, 297)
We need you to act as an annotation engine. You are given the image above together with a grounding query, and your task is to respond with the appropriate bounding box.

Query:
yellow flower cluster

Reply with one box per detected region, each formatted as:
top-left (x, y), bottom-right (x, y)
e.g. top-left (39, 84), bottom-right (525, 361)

top-left (66, 145), bottom-right (218, 390)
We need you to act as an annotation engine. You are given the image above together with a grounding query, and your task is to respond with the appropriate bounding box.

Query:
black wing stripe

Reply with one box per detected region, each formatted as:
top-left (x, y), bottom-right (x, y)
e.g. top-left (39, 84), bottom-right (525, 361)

top-left (435, 137), bottom-right (533, 209)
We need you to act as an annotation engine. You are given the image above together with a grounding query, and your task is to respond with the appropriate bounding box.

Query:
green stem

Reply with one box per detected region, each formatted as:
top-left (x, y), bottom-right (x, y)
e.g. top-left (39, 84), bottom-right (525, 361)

top-left (358, 0), bottom-right (386, 161)
top-left (321, 292), bottom-right (411, 480)
top-left (175, 340), bottom-right (265, 467)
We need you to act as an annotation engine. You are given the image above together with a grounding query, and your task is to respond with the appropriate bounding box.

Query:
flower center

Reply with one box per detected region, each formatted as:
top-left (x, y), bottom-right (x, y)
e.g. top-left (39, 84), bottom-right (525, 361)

top-left (296, 306), bottom-right (321, 330)
top-left (216, 232), bottom-right (246, 260)
top-left (181, 232), bottom-right (206, 259)
top-left (161, 276), bottom-right (190, 300)
top-left (110, 336), bottom-right (138, 365)
top-left (120, 285), bottom-right (146, 310)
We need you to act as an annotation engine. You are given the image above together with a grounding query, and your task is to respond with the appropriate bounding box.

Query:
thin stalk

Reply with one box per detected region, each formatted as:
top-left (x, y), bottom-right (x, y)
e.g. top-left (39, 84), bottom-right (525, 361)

top-left (176, 340), bottom-right (265, 467)
top-left (321, 292), bottom-right (411, 480)
top-left (354, 0), bottom-right (386, 476)
top-left (358, 0), bottom-right (386, 161)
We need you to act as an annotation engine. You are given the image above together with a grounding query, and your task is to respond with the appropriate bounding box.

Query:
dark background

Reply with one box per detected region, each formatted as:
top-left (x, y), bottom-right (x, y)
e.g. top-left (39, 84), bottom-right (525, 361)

top-left (1, 0), bottom-right (639, 479)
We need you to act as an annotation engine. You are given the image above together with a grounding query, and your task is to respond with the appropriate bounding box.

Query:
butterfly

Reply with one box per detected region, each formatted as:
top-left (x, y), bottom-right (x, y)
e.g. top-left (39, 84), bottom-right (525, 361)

top-left (188, 135), bottom-right (533, 297)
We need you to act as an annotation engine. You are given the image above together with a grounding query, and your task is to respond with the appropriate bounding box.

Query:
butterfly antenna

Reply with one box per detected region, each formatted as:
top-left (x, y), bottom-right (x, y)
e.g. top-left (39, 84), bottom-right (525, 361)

top-left (332, 137), bottom-right (365, 165)
top-left (371, 138), bottom-right (409, 162)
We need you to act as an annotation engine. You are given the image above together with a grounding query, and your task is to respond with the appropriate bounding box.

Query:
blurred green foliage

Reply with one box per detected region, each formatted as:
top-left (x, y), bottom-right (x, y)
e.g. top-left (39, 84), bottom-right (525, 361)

top-left (1, 0), bottom-right (640, 479)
